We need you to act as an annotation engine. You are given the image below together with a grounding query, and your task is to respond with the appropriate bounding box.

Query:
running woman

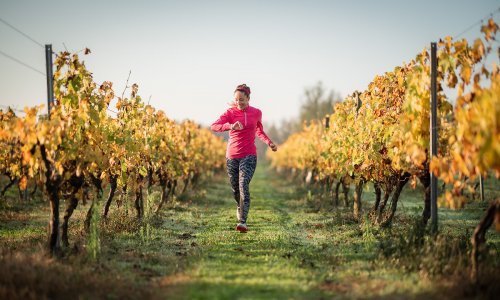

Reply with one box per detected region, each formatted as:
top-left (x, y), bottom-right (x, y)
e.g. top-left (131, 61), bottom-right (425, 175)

top-left (211, 84), bottom-right (277, 232)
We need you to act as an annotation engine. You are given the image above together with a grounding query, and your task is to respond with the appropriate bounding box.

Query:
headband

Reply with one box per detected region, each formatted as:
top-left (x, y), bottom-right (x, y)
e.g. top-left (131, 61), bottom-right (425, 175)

top-left (235, 84), bottom-right (251, 96)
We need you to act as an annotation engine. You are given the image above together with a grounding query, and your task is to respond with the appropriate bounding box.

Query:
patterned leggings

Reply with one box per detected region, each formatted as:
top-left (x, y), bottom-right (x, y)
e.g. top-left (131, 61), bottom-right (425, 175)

top-left (226, 155), bottom-right (257, 224)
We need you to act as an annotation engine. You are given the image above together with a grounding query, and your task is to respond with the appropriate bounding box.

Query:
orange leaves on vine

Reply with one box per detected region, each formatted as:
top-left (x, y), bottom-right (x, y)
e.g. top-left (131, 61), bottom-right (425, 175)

top-left (481, 18), bottom-right (499, 42)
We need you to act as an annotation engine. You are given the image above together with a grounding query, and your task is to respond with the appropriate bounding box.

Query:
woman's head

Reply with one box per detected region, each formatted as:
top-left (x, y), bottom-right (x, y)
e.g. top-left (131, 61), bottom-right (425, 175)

top-left (234, 84), bottom-right (250, 110)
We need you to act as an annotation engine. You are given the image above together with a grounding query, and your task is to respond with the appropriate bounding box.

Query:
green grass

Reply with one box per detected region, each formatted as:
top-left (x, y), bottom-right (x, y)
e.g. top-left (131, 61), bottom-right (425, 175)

top-left (175, 168), bottom-right (331, 299)
top-left (0, 167), bottom-right (499, 299)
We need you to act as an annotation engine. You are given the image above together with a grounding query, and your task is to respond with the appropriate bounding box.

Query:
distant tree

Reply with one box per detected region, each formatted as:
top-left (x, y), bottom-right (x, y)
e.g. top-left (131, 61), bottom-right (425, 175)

top-left (299, 81), bottom-right (342, 125)
top-left (277, 118), bottom-right (300, 144)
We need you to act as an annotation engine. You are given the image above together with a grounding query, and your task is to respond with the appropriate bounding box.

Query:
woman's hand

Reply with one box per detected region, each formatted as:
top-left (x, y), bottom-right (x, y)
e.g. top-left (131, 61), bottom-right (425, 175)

top-left (231, 121), bottom-right (243, 130)
top-left (269, 142), bottom-right (278, 152)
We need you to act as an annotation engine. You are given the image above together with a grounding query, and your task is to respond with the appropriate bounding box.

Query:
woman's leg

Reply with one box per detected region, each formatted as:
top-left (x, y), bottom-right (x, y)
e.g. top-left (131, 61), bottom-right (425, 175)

top-left (226, 157), bottom-right (241, 208)
top-left (238, 155), bottom-right (257, 224)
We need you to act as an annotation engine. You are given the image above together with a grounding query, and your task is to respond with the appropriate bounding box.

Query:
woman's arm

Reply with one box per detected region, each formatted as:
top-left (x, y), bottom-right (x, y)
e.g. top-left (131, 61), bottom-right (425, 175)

top-left (211, 110), bottom-right (232, 132)
top-left (255, 120), bottom-right (272, 144)
top-left (255, 111), bottom-right (277, 151)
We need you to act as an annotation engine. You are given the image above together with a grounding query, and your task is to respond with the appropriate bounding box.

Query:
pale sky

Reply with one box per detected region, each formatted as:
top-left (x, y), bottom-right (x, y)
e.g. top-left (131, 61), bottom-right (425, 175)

top-left (0, 0), bottom-right (498, 126)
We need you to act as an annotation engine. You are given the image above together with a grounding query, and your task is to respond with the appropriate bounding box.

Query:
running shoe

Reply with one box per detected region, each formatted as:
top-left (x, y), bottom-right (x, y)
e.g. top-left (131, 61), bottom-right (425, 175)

top-left (236, 222), bottom-right (248, 232)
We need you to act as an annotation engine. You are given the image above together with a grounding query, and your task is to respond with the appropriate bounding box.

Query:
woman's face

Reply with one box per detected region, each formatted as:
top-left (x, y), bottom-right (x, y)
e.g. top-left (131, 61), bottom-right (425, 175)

top-left (234, 91), bottom-right (249, 110)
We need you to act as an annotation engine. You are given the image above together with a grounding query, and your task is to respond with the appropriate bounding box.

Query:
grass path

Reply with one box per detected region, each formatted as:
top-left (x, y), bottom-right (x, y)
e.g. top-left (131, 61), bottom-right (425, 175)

top-left (173, 164), bottom-right (332, 299)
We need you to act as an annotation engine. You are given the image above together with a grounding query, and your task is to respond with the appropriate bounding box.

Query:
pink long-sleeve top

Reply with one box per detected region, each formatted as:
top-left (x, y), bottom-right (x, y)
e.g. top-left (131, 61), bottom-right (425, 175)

top-left (211, 105), bottom-right (274, 159)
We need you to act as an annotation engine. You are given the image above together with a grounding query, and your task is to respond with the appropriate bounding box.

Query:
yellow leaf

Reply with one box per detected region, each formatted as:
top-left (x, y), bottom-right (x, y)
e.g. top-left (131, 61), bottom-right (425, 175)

top-left (460, 64), bottom-right (471, 85)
